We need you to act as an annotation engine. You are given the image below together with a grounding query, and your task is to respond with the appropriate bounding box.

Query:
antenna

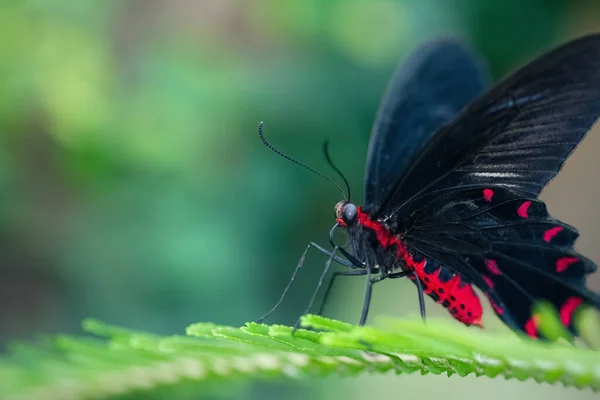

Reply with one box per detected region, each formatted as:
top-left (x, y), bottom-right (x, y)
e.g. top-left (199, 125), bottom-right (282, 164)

top-left (258, 122), bottom-right (348, 200)
top-left (323, 140), bottom-right (351, 202)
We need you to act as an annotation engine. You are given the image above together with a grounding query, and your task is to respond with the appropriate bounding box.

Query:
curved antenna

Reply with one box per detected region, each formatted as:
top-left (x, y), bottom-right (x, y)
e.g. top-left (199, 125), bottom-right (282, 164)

top-left (323, 140), bottom-right (351, 202)
top-left (258, 121), bottom-right (347, 199)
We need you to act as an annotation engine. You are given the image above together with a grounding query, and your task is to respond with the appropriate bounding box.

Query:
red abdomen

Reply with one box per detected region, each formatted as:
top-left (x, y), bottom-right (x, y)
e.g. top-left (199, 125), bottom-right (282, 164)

top-left (357, 208), bottom-right (483, 326)
top-left (403, 255), bottom-right (483, 326)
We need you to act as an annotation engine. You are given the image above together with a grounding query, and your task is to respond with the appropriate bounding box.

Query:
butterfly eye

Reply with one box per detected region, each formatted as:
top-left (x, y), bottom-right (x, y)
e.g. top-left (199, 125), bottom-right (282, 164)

top-left (342, 203), bottom-right (358, 226)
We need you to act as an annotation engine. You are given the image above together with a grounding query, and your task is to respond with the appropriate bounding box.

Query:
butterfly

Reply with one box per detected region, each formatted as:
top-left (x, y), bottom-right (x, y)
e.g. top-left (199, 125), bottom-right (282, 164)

top-left (259, 34), bottom-right (600, 339)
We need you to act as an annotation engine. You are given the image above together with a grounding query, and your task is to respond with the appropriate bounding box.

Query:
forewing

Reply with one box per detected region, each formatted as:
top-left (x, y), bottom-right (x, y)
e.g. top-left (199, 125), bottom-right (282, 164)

top-left (377, 34), bottom-right (600, 336)
top-left (376, 34), bottom-right (600, 218)
top-left (402, 187), bottom-right (599, 337)
top-left (364, 38), bottom-right (490, 207)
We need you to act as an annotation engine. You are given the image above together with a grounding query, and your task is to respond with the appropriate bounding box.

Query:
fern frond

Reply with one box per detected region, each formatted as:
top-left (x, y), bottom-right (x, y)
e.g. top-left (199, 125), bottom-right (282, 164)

top-left (1, 310), bottom-right (599, 400)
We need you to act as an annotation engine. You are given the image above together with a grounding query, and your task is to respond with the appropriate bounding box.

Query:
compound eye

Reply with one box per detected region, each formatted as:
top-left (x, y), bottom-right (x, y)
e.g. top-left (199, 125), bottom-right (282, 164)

top-left (342, 203), bottom-right (358, 226)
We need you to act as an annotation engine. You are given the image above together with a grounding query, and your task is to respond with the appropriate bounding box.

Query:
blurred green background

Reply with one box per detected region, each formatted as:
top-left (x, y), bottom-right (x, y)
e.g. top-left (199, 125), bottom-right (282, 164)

top-left (1, 1), bottom-right (600, 399)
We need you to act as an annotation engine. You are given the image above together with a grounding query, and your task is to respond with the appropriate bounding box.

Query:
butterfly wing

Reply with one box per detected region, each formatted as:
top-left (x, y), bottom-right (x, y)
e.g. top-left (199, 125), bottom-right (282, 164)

top-left (379, 34), bottom-right (600, 337)
top-left (402, 186), bottom-right (598, 336)
top-left (364, 39), bottom-right (490, 207)
top-left (377, 34), bottom-right (600, 217)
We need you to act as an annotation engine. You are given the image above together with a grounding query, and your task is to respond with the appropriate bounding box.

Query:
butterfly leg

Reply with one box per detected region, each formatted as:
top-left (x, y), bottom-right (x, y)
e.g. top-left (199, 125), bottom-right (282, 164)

top-left (358, 269), bottom-right (398, 325)
top-left (308, 242), bottom-right (364, 269)
top-left (292, 247), bottom-right (339, 333)
top-left (358, 272), bottom-right (384, 325)
top-left (317, 269), bottom-right (369, 317)
top-left (357, 270), bottom-right (426, 326)
top-left (386, 270), bottom-right (412, 279)
top-left (387, 270), bottom-right (427, 320)
top-left (413, 272), bottom-right (427, 322)
top-left (256, 242), bottom-right (359, 323)
top-left (359, 268), bottom-right (374, 326)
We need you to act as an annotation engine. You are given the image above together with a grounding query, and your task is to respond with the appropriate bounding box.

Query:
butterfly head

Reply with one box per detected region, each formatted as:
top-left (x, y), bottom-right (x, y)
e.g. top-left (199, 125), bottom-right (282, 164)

top-left (335, 200), bottom-right (358, 227)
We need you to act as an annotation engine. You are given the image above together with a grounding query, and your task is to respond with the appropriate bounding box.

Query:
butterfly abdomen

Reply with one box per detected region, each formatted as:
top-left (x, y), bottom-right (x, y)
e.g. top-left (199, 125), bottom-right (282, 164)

top-left (356, 207), bottom-right (483, 326)
top-left (405, 257), bottom-right (483, 326)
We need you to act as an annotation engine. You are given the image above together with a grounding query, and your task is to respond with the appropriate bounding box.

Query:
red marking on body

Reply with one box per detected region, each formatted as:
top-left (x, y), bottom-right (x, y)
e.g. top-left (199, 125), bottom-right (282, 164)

top-left (483, 188), bottom-right (494, 202)
top-left (560, 297), bottom-right (583, 327)
top-left (517, 201), bottom-right (531, 218)
top-left (336, 218), bottom-right (346, 226)
top-left (556, 256), bottom-right (578, 273)
top-left (543, 226), bottom-right (563, 242)
top-left (482, 276), bottom-right (494, 289)
top-left (485, 259), bottom-right (501, 275)
top-left (355, 207), bottom-right (483, 327)
top-left (357, 209), bottom-right (394, 249)
top-left (525, 314), bottom-right (541, 339)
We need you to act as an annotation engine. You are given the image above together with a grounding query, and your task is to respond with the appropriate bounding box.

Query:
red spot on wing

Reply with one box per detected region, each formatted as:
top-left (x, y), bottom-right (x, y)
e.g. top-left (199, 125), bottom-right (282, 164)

top-left (560, 297), bottom-right (583, 327)
top-left (482, 275), bottom-right (494, 288)
top-left (483, 188), bottom-right (494, 202)
top-left (556, 257), bottom-right (579, 273)
top-left (525, 314), bottom-right (541, 339)
top-left (517, 201), bottom-right (531, 218)
top-left (485, 259), bottom-right (501, 275)
top-left (489, 299), bottom-right (504, 315)
top-left (543, 226), bottom-right (563, 243)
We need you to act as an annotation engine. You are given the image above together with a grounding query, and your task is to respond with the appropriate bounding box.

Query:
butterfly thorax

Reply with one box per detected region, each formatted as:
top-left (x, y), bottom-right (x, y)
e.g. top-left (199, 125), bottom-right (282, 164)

top-left (347, 206), bottom-right (483, 327)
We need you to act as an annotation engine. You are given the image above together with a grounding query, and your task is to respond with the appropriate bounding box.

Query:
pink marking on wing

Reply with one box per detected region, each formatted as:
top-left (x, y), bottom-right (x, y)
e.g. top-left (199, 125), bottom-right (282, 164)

top-left (525, 314), bottom-right (541, 339)
top-left (483, 188), bottom-right (494, 202)
top-left (560, 297), bottom-right (583, 327)
top-left (543, 226), bottom-right (563, 243)
top-left (556, 257), bottom-right (579, 273)
top-left (486, 259), bottom-right (501, 275)
top-left (517, 201), bottom-right (531, 218)
top-left (489, 299), bottom-right (504, 315)
top-left (482, 275), bottom-right (494, 288)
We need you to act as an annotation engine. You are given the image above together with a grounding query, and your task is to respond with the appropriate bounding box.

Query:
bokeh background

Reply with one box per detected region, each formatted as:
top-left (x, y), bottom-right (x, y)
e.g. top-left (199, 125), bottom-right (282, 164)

top-left (1, 1), bottom-right (600, 399)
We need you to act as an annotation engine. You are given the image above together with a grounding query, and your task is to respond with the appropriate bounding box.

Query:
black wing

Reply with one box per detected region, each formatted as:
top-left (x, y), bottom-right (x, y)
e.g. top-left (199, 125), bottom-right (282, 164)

top-left (381, 34), bottom-right (600, 337)
top-left (377, 34), bottom-right (600, 217)
top-left (403, 186), bottom-right (598, 336)
top-left (364, 38), bottom-right (490, 207)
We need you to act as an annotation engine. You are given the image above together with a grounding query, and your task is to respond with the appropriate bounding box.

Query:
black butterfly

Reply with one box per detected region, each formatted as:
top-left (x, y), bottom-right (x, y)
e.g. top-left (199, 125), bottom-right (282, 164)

top-left (259, 34), bottom-right (600, 339)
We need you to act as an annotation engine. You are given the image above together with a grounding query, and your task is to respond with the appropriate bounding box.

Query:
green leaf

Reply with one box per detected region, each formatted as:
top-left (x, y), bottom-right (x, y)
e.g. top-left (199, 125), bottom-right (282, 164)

top-left (1, 311), bottom-right (599, 400)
